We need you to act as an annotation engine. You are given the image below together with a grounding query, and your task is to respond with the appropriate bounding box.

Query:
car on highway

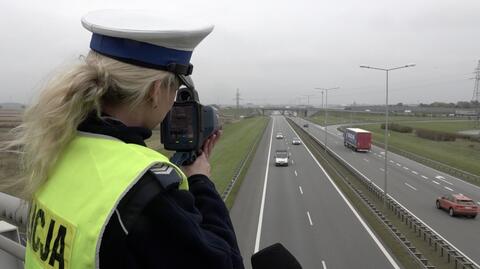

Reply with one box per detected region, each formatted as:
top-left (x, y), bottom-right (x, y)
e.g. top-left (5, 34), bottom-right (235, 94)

top-left (292, 137), bottom-right (301, 145)
top-left (303, 123), bottom-right (309, 128)
top-left (275, 132), bottom-right (284, 139)
top-left (436, 194), bottom-right (478, 218)
top-left (274, 150), bottom-right (289, 166)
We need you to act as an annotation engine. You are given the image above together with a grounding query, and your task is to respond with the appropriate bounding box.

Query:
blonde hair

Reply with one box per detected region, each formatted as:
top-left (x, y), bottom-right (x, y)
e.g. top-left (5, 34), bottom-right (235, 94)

top-left (1, 51), bottom-right (179, 200)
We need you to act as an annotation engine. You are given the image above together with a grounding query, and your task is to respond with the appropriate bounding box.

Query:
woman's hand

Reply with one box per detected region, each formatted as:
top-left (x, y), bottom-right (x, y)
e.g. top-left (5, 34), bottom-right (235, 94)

top-left (182, 131), bottom-right (222, 178)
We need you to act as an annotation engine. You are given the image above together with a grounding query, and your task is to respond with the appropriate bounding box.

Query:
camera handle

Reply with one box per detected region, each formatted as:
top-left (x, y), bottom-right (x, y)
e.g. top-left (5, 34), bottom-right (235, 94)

top-left (170, 151), bottom-right (198, 166)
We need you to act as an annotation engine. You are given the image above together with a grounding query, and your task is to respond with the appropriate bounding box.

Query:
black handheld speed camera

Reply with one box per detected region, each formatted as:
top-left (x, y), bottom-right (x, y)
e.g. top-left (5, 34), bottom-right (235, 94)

top-left (161, 76), bottom-right (220, 166)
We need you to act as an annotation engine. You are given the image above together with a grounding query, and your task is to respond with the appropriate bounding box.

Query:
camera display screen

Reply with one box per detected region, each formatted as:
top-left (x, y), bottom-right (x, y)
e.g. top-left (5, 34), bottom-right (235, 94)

top-left (169, 105), bottom-right (194, 141)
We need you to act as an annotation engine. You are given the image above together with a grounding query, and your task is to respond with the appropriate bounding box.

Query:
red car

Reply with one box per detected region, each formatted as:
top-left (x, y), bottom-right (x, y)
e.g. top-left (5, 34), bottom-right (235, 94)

top-left (436, 194), bottom-right (478, 218)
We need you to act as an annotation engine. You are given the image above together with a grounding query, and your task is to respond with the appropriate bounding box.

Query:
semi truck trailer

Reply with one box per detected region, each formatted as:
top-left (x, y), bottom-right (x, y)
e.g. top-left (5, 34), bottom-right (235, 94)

top-left (344, 128), bottom-right (372, 152)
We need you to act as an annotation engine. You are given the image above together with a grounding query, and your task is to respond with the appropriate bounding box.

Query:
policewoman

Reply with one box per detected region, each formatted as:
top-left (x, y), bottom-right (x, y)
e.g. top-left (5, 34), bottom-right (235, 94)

top-left (13, 10), bottom-right (244, 269)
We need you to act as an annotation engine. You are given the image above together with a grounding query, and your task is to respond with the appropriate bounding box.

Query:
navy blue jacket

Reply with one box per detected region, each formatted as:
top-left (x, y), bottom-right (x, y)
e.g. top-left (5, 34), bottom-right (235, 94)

top-left (78, 115), bottom-right (244, 269)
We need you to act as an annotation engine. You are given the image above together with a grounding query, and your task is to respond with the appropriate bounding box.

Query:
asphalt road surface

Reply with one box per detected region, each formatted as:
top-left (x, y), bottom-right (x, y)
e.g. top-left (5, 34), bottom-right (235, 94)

top-left (291, 117), bottom-right (480, 267)
top-left (231, 116), bottom-right (400, 269)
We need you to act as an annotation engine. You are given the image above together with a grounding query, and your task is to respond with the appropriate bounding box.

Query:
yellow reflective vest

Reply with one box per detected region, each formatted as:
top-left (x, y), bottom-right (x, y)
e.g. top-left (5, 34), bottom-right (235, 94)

top-left (25, 133), bottom-right (188, 269)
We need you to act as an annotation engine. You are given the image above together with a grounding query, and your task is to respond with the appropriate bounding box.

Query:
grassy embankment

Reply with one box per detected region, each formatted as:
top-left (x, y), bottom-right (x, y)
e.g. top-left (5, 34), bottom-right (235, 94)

top-left (360, 121), bottom-right (480, 178)
top-left (146, 116), bottom-right (269, 207)
top-left (309, 110), bottom-right (454, 126)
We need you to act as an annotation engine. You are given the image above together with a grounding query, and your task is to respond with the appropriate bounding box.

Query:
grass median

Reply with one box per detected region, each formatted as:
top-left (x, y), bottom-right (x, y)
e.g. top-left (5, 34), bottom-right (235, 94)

top-left (146, 116), bottom-right (269, 207)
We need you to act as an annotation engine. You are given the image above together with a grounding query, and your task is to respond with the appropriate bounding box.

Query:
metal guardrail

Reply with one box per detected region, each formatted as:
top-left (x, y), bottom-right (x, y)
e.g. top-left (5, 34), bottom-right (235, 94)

top-left (0, 193), bottom-right (28, 266)
top-left (0, 192), bottom-right (28, 228)
top-left (292, 118), bottom-right (479, 269)
top-left (221, 119), bottom-right (269, 201)
top-left (0, 234), bottom-right (25, 261)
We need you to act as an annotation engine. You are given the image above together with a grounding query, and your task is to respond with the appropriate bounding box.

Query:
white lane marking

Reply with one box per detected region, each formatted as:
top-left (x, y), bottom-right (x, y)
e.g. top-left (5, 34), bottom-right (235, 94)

top-left (287, 120), bottom-right (400, 269)
top-left (254, 118), bottom-right (275, 253)
top-left (291, 159), bottom-right (294, 164)
top-left (294, 170), bottom-right (298, 176)
top-left (403, 166), bottom-right (410, 170)
top-left (444, 186), bottom-right (454, 192)
top-left (411, 171), bottom-right (418, 175)
top-left (306, 211), bottom-right (313, 226)
top-left (438, 178), bottom-right (453, 186)
top-left (389, 160), bottom-right (394, 163)
top-left (380, 151), bottom-right (385, 155)
top-left (363, 158), bottom-right (369, 162)
top-left (421, 175), bottom-right (429, 179)
top-left (396, 163), bottom-right (402, 167)
top-left (405, 183), bottom-right (417, 191)
top-left (299, 186), bottom-right (303, 195)
top-left (380, 168), bottom-right (385, 172)
top-left (432, 181), bottom-right (440, 185)
top-left (298, 122), bottom-right (479, 268)
top-left (322, 260), bottom-right (327, 269)
top-left (435, 175), bottom-right (445, 180)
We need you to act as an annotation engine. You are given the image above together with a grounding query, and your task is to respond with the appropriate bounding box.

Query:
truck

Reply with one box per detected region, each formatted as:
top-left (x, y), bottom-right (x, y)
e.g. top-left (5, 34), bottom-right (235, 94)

top-left (343, 128), bottom-right (372, 152)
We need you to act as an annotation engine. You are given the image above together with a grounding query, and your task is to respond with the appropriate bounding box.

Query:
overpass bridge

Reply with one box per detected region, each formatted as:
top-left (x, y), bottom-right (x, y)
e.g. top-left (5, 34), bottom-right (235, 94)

top-left (260, 106), bottom-right (320, 117)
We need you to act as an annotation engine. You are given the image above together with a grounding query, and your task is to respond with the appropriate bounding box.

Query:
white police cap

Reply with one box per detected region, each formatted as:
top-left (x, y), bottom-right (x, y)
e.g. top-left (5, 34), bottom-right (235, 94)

top-left (81, 10), bottom-right (214, 76)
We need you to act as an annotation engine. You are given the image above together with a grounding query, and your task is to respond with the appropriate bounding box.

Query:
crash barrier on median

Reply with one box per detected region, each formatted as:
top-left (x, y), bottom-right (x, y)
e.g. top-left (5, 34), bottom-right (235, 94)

top-left (221, 119), bottom-right (269, 202)
top-left (292, 119), bottom-right (479, 269)
top-left (288, 119), bottom-right (435, 269)
top-left (336, 126), bottom-right (480, 185)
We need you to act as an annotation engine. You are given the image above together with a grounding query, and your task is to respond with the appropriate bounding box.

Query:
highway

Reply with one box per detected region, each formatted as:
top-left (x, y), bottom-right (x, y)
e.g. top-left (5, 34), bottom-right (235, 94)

top-left (291, 117), bottom-right (480, 267)
top-left (231, 116), bottom-right (400, 269)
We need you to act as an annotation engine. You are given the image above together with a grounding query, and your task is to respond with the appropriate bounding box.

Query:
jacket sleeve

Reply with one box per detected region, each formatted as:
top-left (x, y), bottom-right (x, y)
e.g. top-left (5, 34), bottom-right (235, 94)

top-left (126, 173), bottom-right (245, 269)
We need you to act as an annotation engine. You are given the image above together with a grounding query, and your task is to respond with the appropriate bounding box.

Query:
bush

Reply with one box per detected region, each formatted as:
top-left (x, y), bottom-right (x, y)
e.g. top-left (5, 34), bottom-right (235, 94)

top-left (380, 123), bottom-right (413, 133)
top-left (415, 128), bottom-right (457, 141)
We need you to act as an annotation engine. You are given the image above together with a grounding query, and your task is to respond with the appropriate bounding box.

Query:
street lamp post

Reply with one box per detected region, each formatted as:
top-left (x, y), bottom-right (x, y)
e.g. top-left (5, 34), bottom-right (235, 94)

top-left (360, 64), bottom-right (415, 203)
top-left (315, 87), bottom-right (339, 153)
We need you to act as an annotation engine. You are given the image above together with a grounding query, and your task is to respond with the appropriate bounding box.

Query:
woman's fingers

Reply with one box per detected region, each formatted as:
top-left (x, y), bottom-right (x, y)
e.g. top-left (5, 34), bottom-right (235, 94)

top-left (201, 130), bottom-right (222, 160)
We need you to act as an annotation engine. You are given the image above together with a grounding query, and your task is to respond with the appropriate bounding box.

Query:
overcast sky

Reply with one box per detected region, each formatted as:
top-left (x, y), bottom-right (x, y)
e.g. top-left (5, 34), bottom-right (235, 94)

top-left (1, 0), bottom-right (479, 106)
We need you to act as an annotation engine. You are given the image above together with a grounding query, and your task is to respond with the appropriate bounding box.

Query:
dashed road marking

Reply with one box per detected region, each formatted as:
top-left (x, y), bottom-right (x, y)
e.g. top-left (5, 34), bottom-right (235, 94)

top-left (363, 158), bottom-right (369, 162)
top-left (291, 159), bottom-right (294, 164)
top-left (299, 186), bottom-right (303, 195)
top-left (412, 171), bottom-right (418, 175)
top-left (389, 160), bottom-right (394, 163)
top-left (380, 151), bottom-right (385, 155)
top-left (444, 186), bottom-right (454, 192)
top-left (435, 175), bottom-right (445, 180)
top-left (403, 166), bottom-right (409, 170)
top-left (294, 170), bottom-right (298, 176)
top-left (380, 168), bottom-right (385, 172)
top-left (432, 181), bottom-right (440, 185)
top-left (421, 175), bottom-right (429, 179)
top-left (438, 178), bottom-right (453, 186)
top-left (396, 163), bottom-right (401, 167)
top-left (306, 211), bottom-right (313, 226)
top-left (322, 260), bottom-right (327, 269)
top-left (405, 183), bottom-right (417, 191)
